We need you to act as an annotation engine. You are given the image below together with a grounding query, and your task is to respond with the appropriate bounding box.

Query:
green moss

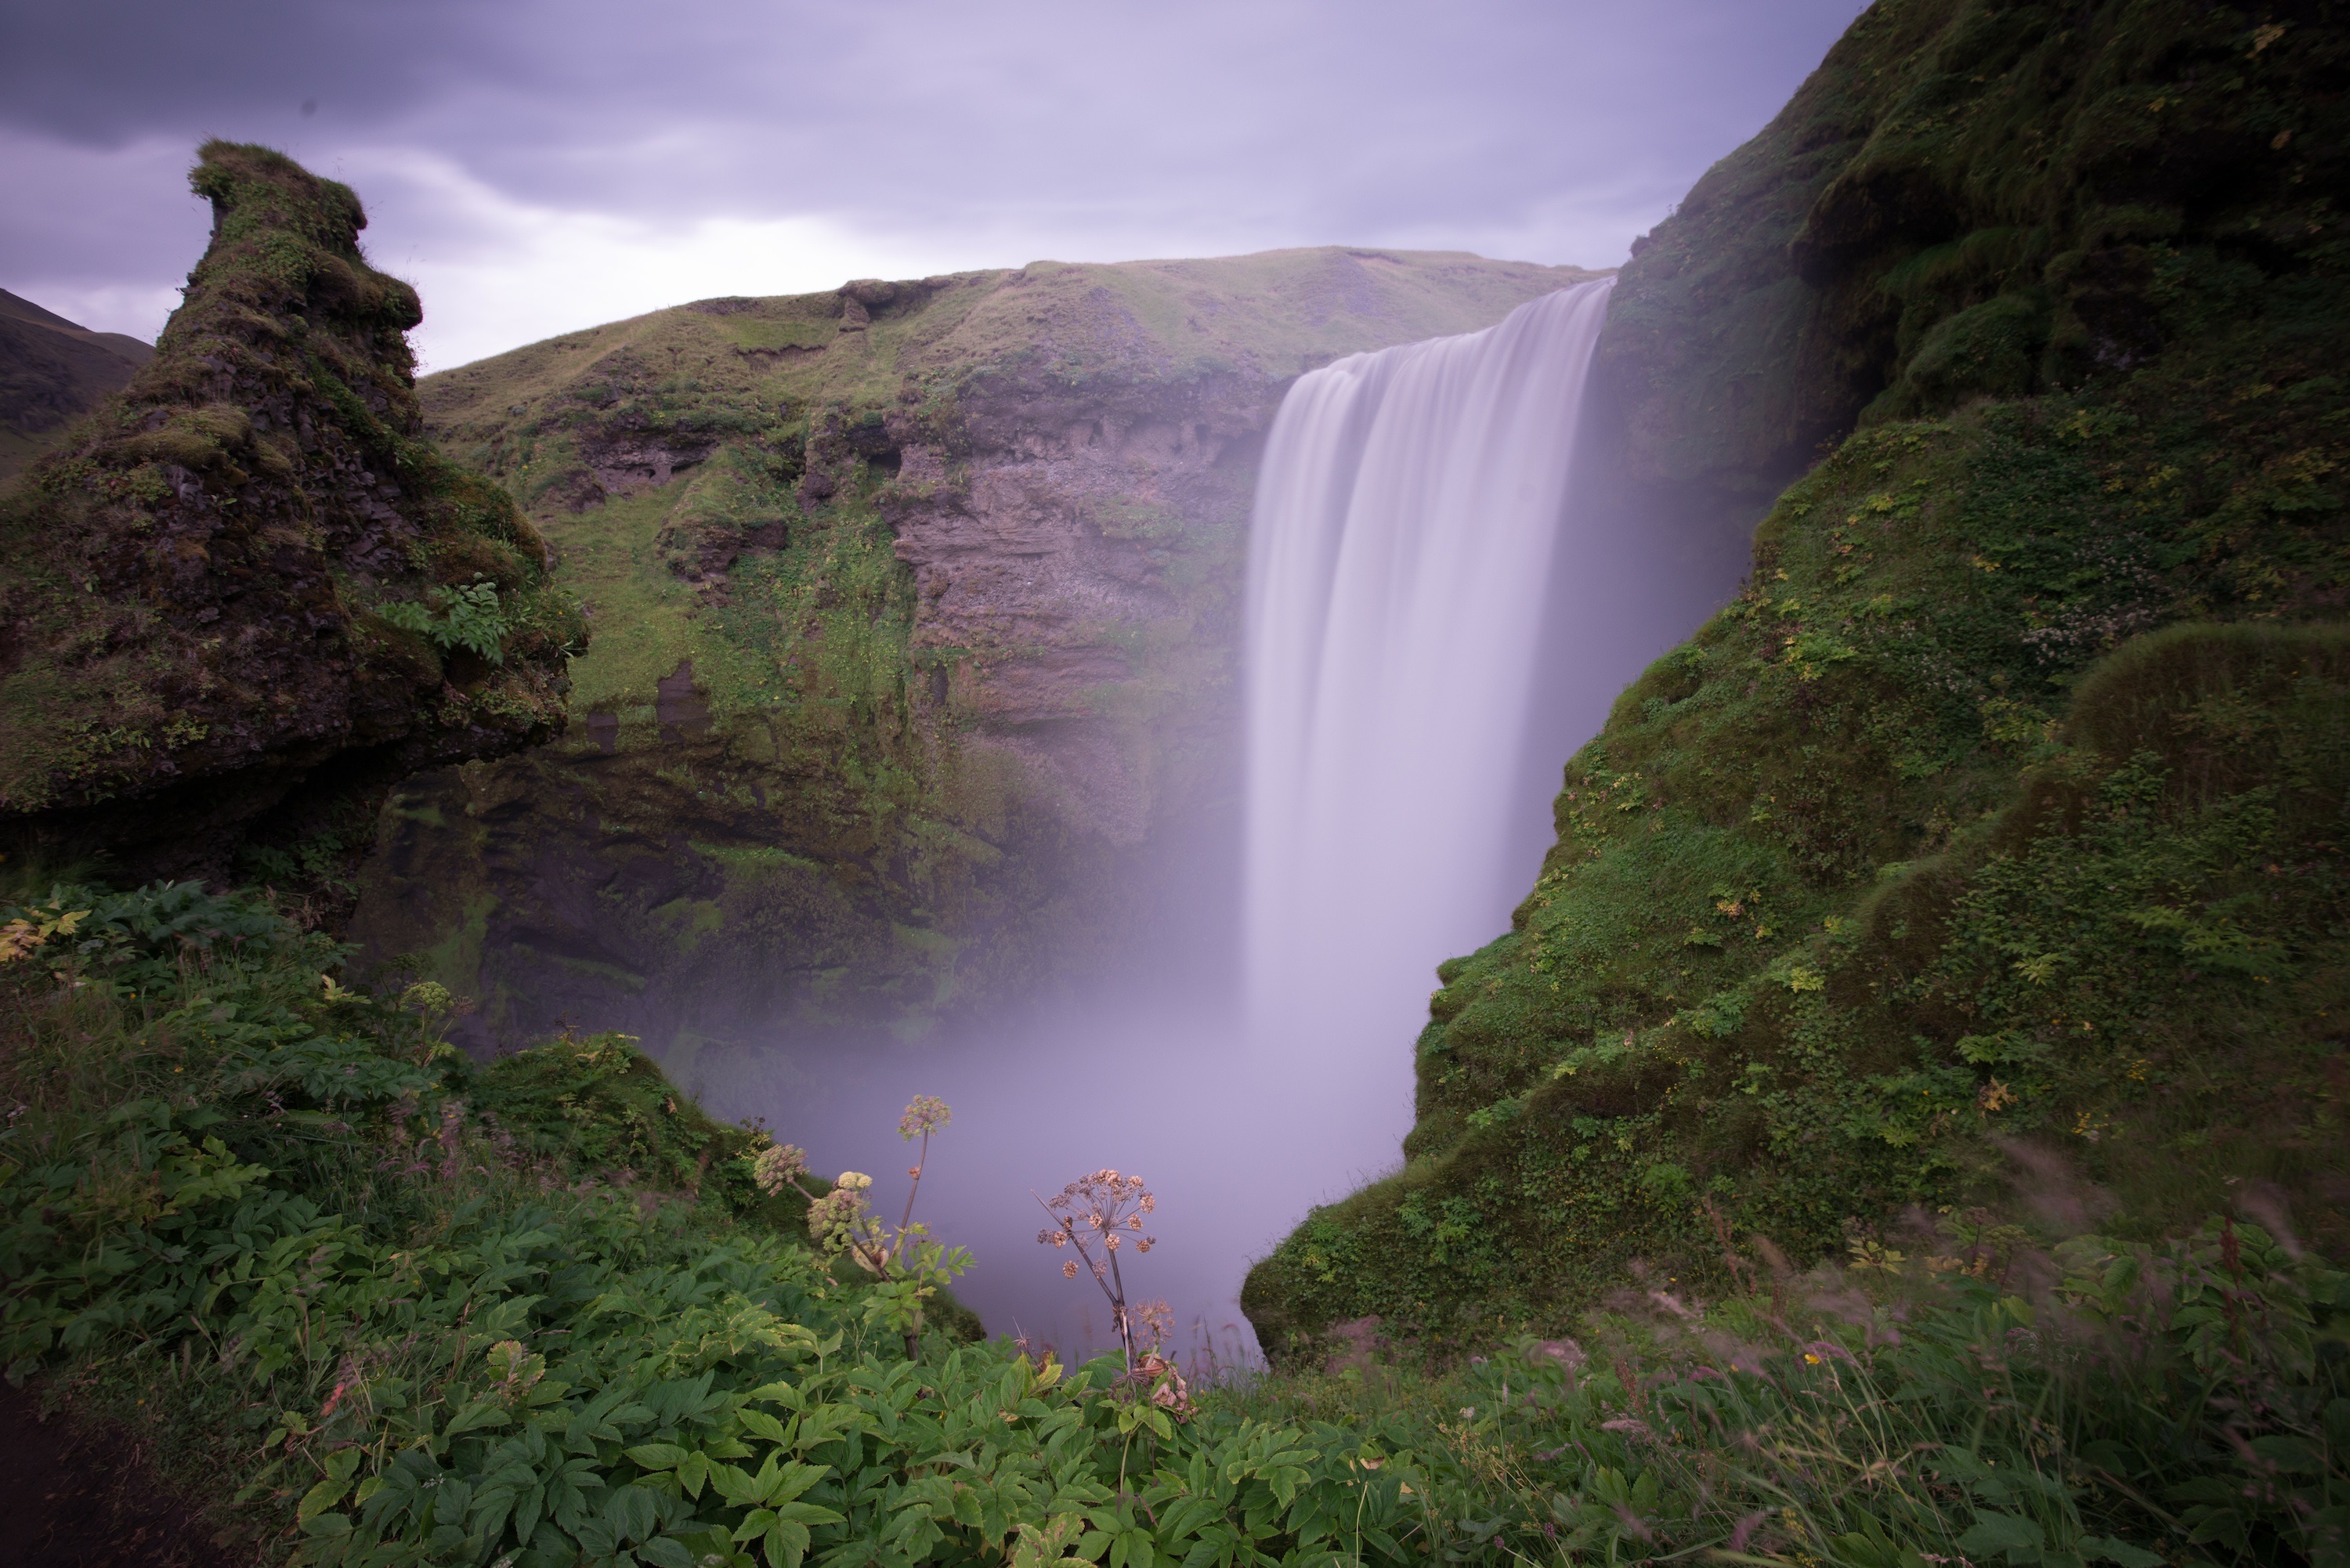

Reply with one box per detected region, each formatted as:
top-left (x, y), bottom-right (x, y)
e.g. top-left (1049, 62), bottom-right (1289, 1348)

top-left (1247, 0), bottom-right (2350, 1365)
top-left (1596, 0), bottom-right (2350, 500)
top-left (0, 142), bottom-right (582, 893)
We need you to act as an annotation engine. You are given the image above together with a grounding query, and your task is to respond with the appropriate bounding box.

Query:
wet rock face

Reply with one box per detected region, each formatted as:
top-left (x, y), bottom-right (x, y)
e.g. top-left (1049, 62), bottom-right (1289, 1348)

top-left (880, 376), bottom-right (1264, 845)
top-left (0, 142), bottom-right (580, 891)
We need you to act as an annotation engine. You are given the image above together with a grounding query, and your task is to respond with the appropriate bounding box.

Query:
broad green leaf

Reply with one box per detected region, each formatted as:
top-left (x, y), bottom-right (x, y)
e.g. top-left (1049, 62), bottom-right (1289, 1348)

top-left (626, 1443), bottom-right (690, 1471)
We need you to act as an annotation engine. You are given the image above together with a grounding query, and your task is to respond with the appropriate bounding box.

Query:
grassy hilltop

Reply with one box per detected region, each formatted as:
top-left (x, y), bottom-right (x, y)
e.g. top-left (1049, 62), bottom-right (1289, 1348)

top-left (1246, 0), bottom-right (2350, 1355)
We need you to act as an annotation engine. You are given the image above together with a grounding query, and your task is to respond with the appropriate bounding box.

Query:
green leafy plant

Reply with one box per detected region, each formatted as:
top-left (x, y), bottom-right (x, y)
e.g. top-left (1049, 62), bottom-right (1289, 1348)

top-left (379, 579), bottom-right (511, 663)
top-left (801, 1095), bottom-right (968, 1361)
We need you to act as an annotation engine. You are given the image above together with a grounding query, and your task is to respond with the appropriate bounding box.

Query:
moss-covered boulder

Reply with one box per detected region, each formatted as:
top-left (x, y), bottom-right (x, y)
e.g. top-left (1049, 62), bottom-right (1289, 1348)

top-left (0, 143), bottom-right (583, 898)
top-left (1245, 0), bottom-right (2350, 1366)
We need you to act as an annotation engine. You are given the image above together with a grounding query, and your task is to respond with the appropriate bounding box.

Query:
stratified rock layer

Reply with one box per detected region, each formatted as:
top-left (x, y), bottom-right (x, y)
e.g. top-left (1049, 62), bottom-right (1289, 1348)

top-left (0, 143), bottom-right (581, 891)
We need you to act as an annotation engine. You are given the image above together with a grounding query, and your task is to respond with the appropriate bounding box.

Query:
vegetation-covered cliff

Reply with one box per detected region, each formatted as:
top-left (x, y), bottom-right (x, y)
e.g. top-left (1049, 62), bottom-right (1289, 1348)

top-left (1246, 0), bottom-right (2350, 1360)
top-left (5, 16), bottom-right (2348, 1552)
top-left (352, 251), bottom-right (1600, 1055)
top-left (0, 143), bottom-right (580, 901)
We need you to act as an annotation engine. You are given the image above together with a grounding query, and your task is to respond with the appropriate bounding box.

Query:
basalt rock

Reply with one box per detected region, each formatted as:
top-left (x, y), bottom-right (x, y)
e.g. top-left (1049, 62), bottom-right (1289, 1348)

top-left (0, 143), bottom-right (582, 898)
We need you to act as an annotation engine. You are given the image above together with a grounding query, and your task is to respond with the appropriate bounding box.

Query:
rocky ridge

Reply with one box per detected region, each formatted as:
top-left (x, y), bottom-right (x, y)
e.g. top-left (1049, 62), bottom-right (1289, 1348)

top-left (0, 288), bottom-right (154, 482)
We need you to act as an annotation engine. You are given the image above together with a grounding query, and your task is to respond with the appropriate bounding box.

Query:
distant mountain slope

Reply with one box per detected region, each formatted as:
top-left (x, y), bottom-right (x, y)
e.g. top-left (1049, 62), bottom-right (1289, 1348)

top-left (0, 287), bottom-right (153, 481)
top-left (352, 250), bottom-right (1609, 1057)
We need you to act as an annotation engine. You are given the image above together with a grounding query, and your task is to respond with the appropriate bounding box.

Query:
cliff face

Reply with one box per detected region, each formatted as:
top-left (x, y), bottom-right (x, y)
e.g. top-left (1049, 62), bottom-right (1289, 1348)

top-left (0, 143), bottom-right (580, 896)
top-left (1593, 0), bottom-right (2347, 513)
top-left (0, 290), bottom-right (154, 482)
top-left (1246, 0), bottom-right (2350, 1364)
top-left (349, 251), bottom-right (1600, 1056)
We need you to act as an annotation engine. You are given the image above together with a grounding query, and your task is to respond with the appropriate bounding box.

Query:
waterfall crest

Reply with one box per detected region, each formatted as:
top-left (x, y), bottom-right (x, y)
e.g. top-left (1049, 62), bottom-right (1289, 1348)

top-left (1243, 280), bottom-right (1614, 1092)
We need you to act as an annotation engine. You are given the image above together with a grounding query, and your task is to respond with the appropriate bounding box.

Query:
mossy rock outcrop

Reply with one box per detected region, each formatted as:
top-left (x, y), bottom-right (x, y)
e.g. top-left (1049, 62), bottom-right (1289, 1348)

top-left (351, 251), bottom-right (1605, 1057)
top-left (1594, 0), bottom-right (2347, 506)
top-left (0, 143), bottom-right (583, 898)
top-left (1245, 0), bottom-right (2350, 1366)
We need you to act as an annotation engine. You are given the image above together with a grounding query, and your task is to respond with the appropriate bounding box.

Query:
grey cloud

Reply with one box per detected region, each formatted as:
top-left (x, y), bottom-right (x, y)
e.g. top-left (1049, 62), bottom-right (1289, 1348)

top-left (1, 0), bottom-right (1865, 352)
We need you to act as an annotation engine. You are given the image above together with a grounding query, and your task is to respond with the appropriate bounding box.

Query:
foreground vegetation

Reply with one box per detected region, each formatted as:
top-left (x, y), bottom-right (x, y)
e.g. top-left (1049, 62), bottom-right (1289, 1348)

top-left (5, 880), bottom-right (2345, 1566)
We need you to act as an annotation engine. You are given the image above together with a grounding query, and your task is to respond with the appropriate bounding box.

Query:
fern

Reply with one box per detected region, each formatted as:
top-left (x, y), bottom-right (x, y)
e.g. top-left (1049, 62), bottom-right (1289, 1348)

top-left (380, 579), bottom-right (510, 664)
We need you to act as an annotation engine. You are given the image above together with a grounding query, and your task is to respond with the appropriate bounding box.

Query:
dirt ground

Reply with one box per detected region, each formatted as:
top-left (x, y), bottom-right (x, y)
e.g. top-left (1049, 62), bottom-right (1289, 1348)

top-left (0, 1379), bottom-right (241, 1566)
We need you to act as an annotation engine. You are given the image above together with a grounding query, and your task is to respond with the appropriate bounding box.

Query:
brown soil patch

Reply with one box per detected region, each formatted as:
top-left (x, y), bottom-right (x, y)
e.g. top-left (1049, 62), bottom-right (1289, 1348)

top-left (0, 1381), bottom-right (243, 1566)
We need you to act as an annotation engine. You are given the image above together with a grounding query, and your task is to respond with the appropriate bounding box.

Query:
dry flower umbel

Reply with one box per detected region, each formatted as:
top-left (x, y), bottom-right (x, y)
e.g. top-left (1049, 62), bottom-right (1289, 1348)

top-left (1036, 1168), bottom-right (1157, 1369)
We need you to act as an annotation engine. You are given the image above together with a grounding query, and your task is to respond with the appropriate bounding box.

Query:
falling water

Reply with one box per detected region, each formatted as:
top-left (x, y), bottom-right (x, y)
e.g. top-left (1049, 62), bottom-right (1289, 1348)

top-left (665, 277), bottom-right (1734, 1365)
top-left (1244, 280), bottom-right (1614, 1133)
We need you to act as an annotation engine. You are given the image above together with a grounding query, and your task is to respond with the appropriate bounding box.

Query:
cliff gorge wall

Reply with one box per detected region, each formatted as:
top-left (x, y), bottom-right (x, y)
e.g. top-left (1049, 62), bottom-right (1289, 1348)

top-left (349, 252), bottom-right (1601, 1059)
top-left (0, 143), bottom-right (579, 897)
top-left (1246, 0), bottom-right (2350, 1363)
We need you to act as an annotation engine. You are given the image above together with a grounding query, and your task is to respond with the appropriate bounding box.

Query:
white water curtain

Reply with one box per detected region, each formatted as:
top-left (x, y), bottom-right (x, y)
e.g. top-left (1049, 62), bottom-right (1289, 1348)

top-left (1243, 280), bottom-right (1614, 1092)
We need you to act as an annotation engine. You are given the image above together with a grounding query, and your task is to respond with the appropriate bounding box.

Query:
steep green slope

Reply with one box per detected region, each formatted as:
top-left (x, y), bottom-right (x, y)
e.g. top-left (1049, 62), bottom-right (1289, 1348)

top-left (1245, 0), bottom-right (2350, 1363)
top-left (355, 252), bottom-right (1599, 1053)
top-left (0, 144), bottom-right (580, 900)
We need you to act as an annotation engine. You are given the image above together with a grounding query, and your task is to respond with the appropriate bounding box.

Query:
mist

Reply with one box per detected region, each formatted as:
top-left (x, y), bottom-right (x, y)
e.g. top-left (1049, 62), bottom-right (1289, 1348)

top-left (599, 290), bottom-right (1762, 1367)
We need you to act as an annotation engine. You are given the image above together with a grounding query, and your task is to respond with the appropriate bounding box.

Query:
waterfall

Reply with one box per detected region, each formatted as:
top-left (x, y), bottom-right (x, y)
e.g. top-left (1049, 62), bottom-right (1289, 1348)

top-left (1242, 280), bottom-right (1614, 1117)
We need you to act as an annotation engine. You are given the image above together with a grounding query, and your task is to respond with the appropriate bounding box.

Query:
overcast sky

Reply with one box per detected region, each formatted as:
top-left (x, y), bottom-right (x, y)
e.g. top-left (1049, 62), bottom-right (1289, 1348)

top-left (1, 0), bottom-right (1867, 371)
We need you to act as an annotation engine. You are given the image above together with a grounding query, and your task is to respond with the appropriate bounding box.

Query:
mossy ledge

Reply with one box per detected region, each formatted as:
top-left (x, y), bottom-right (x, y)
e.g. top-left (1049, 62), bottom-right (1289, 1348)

top-left (1245, 0), bottom-right (2350, 1367)
top-left (0, 142), bottom-right (584, 901)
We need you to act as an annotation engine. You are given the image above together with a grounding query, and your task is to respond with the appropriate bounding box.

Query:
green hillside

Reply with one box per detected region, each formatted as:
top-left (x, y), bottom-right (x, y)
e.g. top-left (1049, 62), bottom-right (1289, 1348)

top-left (4, 5), bottom-right (2350, 1555)
top-left (1245, 0), bottom-right (2350, 1360)
top-left (0, 287), bottom-right (153, 482)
